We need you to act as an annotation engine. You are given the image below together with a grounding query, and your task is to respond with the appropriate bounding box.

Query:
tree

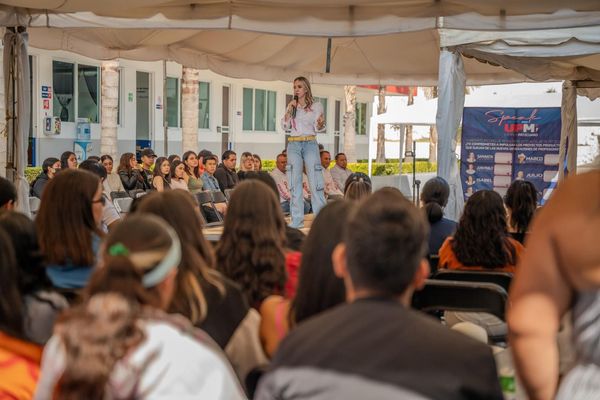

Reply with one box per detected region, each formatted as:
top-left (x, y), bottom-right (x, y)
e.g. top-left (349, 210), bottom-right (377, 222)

top-left (404, 87), bottom-right (415, 163)
top-left (376, 86), bottom-right (386, 163)
top-left (100, 61), bottom-right (119, 161)
top-left (424, 86), bottom-right (438, 163)
top-left (181, 67), bottom-right (200, 153)
top-left (343, 85), bottom-right (357, 163)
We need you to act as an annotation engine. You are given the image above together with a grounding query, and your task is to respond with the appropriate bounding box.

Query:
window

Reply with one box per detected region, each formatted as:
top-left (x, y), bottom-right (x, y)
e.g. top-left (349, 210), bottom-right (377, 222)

top-left (166, 77), bottom-right (179, 128)
top-left (355, 102), bottom-right (368, 135)
top-left (198, 81), bottom-right (210, 129)
top-left (243, 88), bottom-right (276, 131)
top-left (53, 61), bottom-right (75, 122)
top-left (314, 97), bottom-right (328, 134)
top-left (77, 64), bottom-right (99, 123)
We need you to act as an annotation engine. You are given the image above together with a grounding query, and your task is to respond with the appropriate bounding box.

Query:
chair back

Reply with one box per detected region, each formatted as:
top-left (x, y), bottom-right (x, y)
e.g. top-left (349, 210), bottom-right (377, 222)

top-left (412, 280), bottom-right (508, 321)
top-left (110, 191), bottom-right (130, 200)
top-left (432, 270), bottom-right (513, 292)
top-left (428, 254), bottom-right (440, 276)
top-left (114, 197), bottom-right (133, 214)
top-left (195, 191), bottom-right (213, 206)
top-left (224, 188), bottom-right (235, 201)
top-left (210, 190), bottom-right (228, 204)
top-left (29, 196), bottom-right (41, 216)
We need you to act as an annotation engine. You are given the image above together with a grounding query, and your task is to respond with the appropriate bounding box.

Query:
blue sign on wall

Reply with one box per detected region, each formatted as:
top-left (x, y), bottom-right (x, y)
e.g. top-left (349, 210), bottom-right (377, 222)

top-left (461, 107), bottom-right (561, 203)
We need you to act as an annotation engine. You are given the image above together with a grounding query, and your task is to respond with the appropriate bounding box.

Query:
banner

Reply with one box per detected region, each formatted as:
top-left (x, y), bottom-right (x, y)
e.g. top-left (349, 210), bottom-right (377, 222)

top-left (461, 107), bottom-right (561, 203)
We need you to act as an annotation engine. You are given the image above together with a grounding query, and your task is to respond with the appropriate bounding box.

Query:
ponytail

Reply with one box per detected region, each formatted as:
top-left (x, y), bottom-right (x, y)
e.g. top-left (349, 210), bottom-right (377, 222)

top-left (424, 202), bottom-right (444, 224)
top-left (505, 180), bottom-right (538, 234)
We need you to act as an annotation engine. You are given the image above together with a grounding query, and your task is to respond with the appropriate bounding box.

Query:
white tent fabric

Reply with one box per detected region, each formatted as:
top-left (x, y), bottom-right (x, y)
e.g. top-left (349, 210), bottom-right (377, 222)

top-left (3, 29), bottom-right (30, 216)
top-left (436, 49), bottom-right (465, 221)
top-left (559, 82), bottom-right (579, 180)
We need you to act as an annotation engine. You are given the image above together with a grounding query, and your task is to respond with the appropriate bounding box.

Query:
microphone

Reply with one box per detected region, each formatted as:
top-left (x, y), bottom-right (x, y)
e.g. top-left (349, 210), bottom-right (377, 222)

top-left (291, 95), bottom-right (298, 119)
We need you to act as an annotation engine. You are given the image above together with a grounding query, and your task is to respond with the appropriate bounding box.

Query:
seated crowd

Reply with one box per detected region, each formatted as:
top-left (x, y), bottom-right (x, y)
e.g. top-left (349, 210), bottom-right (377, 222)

top-left (0, 145), bottom-right (596, 400)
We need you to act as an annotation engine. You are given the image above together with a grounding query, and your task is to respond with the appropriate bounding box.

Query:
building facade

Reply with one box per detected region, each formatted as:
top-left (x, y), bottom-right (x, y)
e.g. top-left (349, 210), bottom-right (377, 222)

top-left (26, 48), bottom-right (374, 165)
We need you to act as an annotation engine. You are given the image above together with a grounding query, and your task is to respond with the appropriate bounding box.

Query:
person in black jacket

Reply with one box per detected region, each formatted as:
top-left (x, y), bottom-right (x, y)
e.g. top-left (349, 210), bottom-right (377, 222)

top-left (117, 152), bottom-right (148, 195)
top-left (31, 157), bottom-right (60, 199)
top-left (214, 150), bottom-right (239, 193)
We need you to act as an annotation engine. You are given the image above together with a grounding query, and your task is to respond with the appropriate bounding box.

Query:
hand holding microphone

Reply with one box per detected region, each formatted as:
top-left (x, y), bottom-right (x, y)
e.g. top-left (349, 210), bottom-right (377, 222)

top-left (288, 95), bottom-right (298, 119)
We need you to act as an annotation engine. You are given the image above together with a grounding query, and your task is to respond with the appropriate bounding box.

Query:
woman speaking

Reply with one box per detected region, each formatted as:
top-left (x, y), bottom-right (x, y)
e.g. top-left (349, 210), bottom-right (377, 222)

top-left (281, 77), bottom-right (326, 228)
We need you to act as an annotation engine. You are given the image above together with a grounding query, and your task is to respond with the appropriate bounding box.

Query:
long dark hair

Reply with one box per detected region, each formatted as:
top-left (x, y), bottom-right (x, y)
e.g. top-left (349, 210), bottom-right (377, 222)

top-left (153, 157), bottom-right (171, 189)
top-left (290, 201), bottom-right (351, 325)
top-left (56, 215), bottom-right (176, 399)
top-left (451, 190), bottom-right (517, 268)
top-left (36, 169), bottom-right (103, 266)
top-left (215, 180), bottom-right (287, 306)
top-left (182, 151), bottom-right (200, 178)
top-left (421, 177), bottom-right (450, 224)
top-left (0, 211), bottom-right (51, 294)
top-left (505, 180), bottom-right (537, 234)
top-left (0, 226), bottom-right (24, 338)
top-left (170, 160), bottom-right (185, 180)
top-left (117, 152), bottom-right (135, 174)
top-left (134, 190), bottom-right (225, 324)
top-left (60, 151), bottom-right (77, 169)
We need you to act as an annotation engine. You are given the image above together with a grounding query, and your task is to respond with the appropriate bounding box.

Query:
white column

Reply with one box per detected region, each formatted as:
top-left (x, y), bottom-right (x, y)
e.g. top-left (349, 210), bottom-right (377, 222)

top-left (100, 60), bottom-right (119, 160)
top-left (558, 80), bottom-right (577, 181)
top-left (436, 49), bottom-right (465, 221)
top-left (343, 85), bottom-right (357, 163)
top-left (181, 67), bottom-right (200, 153)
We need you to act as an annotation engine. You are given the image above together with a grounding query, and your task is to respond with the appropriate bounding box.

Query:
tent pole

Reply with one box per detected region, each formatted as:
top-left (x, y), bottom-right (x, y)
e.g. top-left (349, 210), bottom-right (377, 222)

top-left (163, 60), bottom-right (168, 156)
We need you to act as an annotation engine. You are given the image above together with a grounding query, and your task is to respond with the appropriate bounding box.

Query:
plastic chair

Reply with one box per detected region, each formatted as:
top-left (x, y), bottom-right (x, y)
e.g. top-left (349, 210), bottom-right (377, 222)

top-left (224, 188), bottom-right (235, 201)
top-left (428, 254), bottom-right (440, 276)
top-left (210, 190), bottom-right (228, 204)
top-left (195, 192), bottom-right (224, 224)
top-left (29, 196), bottom-right (41, 217)
top-left (412, 280), bottom-right (508, 322)
top-left (431, 270), bottom-right (513, 292)
top-left (113, 197), bottom-right (133, 214)
top-left (110, 191), bottom-right (130, 201)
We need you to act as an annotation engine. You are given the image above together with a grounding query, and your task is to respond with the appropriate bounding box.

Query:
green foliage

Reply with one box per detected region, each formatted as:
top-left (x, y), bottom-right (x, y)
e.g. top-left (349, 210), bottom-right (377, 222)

top-left (259, 161), bottom-right (436, 175)
top-left (25, 167), bottom-right (42, 184)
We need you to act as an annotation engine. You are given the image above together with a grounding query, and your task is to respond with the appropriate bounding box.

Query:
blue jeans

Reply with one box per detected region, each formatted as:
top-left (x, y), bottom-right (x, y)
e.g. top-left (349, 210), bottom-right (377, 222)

top-left (286, 140), bottom-right (326, 228)
top-left (280, 200), bottom-right (311, 215)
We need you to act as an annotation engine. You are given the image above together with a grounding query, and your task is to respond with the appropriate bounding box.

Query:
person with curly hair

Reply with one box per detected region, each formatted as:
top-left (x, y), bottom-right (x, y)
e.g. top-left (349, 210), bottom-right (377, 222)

top-left (215, 180), bottom-right (287, 309)
top-left (504, 179), bottom-right (538, 244)
top-left (439, 189), bottom-right (524, 273)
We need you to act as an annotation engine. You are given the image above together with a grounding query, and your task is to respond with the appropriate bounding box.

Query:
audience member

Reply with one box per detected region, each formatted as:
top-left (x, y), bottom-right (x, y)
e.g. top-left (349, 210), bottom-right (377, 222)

top-left (215, 150), bottom-right (239, 192)
top-left (260, 201), bottom-right (351, 357)
top-left (239, 171), bottom-right (307, 298)
top-left (216, 180), bottom-right (286, 309)
top-left (439, 189), bottom-right (524, 273)
top-left (0, 211), bottom-right (68, 344)
top-left (420, 177), bottom-right (457, 255)
top-left (152, 156), bottom-right (171, 192)
top-left (330, 152), bottom-right (352, 192)
top-left (117, 152), bottom-right (147, 194)
top-left (0, 226), bottom-right (42, 399)
top-left (253, 154), bottom-right (262, 171)
top-left (60, 151), bottom-right (78, 170)
top-left (79, 160), bottom-right (121, 232)
top-left (270, 154), bottom-right (310, 214)
top-left (31, 157), bottom-right (60, 199)
top-left (509, 171), bottom-right (600, 400)
top-left (0, 177), bottom-right (17, 210)
top-left (439, 189), bottom-right (524, 337)
top-left (320, 150), bottom-right (343, 198)
top-left (169, 160), bottom-right (189, 191)
top-left (135, 190), bottom-right (267, 383)
top-left (168, 154), bottom-right (181, 164)
top-left (344, 173), bottom-right (372, 201)
top-left (183, 150), bottom-right (204, 194)
top-left (100, 154), bottom-right (126, 193)
top-left (139, 148), bottom-right (157, 189)
top-left (201, 155), bottom-right (222, 191)
top-left (239, 152), bottom-right (255, 177)
top-left (86, 155), bottom-right (100, 162)
top-left (256, 188), bottom-right (503, 399)
top-left (34, 214), bottom-right (245, 399)
top-left (504, 180), bottom-right (538, 244)
top-left (36, 169), bottom-right (104, 290)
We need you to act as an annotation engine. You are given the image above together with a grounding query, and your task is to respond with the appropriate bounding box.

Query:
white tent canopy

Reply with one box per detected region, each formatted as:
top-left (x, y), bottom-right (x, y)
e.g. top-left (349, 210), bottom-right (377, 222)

top-left (2, 1), bottom-right (600, 218)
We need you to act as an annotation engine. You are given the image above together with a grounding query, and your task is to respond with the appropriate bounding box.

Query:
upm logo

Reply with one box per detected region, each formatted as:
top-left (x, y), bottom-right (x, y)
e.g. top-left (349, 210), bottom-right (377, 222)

top-left (485, 109), bottom-right (541, 133)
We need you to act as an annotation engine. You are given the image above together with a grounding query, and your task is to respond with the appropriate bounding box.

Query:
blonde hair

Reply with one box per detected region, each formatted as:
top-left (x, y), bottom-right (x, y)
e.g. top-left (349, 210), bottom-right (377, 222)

top-left (294, 76), bottom-right (314, 110)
